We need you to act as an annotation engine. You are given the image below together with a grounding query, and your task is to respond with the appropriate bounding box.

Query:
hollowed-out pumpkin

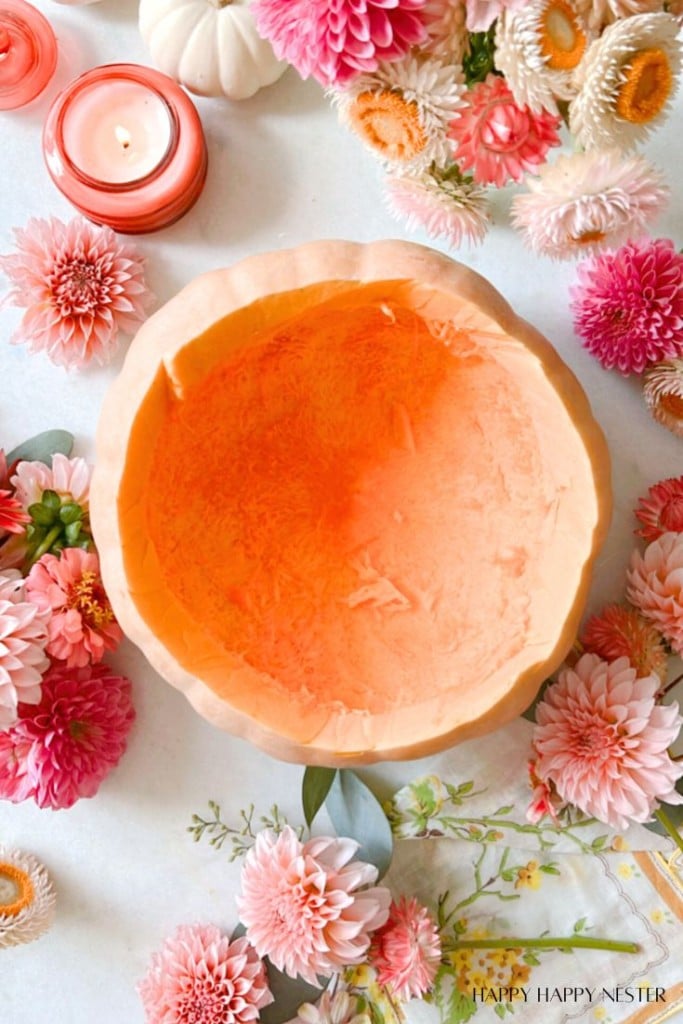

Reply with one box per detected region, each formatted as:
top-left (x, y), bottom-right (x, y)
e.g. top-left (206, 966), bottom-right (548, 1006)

top-left (91, 240), bottom-right (611, 765)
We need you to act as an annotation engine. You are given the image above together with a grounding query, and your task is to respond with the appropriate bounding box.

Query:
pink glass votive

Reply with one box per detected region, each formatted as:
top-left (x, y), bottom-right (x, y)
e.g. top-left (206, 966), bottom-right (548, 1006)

top-left (43, 64), bottom-right (208, 234)
top-left (0, 0), bottom-right (57, 111)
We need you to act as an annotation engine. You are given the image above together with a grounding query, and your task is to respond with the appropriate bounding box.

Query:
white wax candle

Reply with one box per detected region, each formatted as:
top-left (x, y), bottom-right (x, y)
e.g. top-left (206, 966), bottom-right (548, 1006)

top-left (62, 78), bottom-right (173, 185)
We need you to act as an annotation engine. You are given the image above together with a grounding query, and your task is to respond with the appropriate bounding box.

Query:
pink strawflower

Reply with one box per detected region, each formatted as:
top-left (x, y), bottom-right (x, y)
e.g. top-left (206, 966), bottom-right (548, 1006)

top-left (0, 216), bottom-right (153, 369)
top-left (252, 0), bottom-right (427, 88)
top-left (635, 477), bottom-right (683, 542)
top-left (532, 653), bottom-right (683, 829)
top-left (0, 661), bottom-right (135, 809)
top-left (570, 238), bottom-right (683, 375)
top-left (26, 548), bottom-right (122, 668)
top-left (236, 826), bottom-right (391, 984)
top-left (464, 0), bottom-right (526, 31)
top-left (11, 454), bottom-right (91, 512)
top-left (627, 532), bottom-right (683, 655)
top-left (369, 896), bottom-right (441, 1001)
top-left (385, 166), bottom-right (490, 248)
top-left (580, 603), bottom-right (668, 681)
top-left (0, 491), bottom-right (28, 535)
top-left (0, 573), bottom-right (49, 731)
top-left (525, 760), bottom-right (564, 824)
top-left (138, 924), bottom-right (272, 1024)
top-left (449, 74), bottom-right (561, 187)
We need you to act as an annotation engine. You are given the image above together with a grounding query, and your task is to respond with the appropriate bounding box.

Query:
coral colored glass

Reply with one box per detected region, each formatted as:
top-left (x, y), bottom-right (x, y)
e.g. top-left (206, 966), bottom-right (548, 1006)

top-left (0, 0), bottom-right (57, 111)
top-left (43, 64), bottom-right (208, 234)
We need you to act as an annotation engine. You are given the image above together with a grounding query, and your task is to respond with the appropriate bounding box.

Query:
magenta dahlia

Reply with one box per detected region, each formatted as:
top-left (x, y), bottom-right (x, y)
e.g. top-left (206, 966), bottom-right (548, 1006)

top-left (252, 0), bottom-right (428, 88)
top-left (139, 925), bottom-right (272, 1024)
top-left (0, 216), bottom-right (153, 369)
top-left (0, 662), bottom-right (135, 809)
top-left (570, 238), bottom-right (683, 375)
top-left (369, 896), bottom-right (441, 1001)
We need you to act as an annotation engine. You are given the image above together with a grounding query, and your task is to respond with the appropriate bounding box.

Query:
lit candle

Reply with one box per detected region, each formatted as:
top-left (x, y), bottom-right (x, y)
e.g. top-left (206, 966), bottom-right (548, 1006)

top-left (0, 0), bottom-right (57, 111)
top-left (43, 64), bottom-right (208, 234)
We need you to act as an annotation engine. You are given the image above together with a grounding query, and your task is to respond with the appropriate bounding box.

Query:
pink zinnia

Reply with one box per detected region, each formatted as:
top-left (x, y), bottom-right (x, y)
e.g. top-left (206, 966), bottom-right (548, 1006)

top-left (0, 572), bottom-right (49, 732)
top-left (252, 0), bottom-right (427, 88)
top-left (0, 661), bottom-right (135, 809)
top-left (0, 216), bottom-right (153, 369)
top-left (236, 826), bottom-right (391, 984)
top-left (580, 603), bottom-right (668, 681)
top-left (449, 74), bottom-right (561, 187)
top-left (369, 896), bottom-right (441, 1001)
top-left (570, 238), bottom-right (683, 375)
top-left (627, 532), bottom-right (683, 655)
top-left (635, 477), bottom-right (683, 542)
top-left (138, 925), bottom-right (272, 1024)
top-left (531, 653), bottom-right (683, 829)
top-left (26, 548), bottom-right (122, 668)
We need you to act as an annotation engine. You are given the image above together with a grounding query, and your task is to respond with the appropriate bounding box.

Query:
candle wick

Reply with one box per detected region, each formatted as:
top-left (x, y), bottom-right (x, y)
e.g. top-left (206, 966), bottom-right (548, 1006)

top-left (0, 27), bottom-right (11, 58)
top-left (114, 125), bottom-right (133, 152)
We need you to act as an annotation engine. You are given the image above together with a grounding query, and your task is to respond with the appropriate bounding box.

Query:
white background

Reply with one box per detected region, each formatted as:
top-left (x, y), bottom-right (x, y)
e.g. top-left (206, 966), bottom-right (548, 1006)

top-left (1, 3), bottom-right (683, 1021)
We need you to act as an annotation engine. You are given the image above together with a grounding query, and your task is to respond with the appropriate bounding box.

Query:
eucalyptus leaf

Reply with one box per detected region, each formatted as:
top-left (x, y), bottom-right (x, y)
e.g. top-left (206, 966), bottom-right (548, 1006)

top-left (6, 430), bottom-right (74, 467)
top-left (326, 769), bottom-right (393, 879)
top-left (521, 677), bottom-right (553, 723)
top-left (643, 777), bottom-right (683, 838)
top-left (302, 767), bottom-right (336, 829)
top-left (259, 960), bottom-right (325, 1024)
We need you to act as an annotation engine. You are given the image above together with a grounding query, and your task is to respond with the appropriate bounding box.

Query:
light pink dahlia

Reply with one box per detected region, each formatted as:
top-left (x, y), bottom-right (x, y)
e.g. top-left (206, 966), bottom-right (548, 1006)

top-left (580, 603), bottom-right (668, 681)
top-left (236, 826), bottom-right (391, 984)
top-left (449, 74), bottom-right (561, 187)
top-left (0, 572), bottom-right (49, 732)
top-left (635, 477), bottom-right (683, 542)
top-left (570, 238), bottom-right (683, 375)
top-left (511, 149), bottom-right (669, 261)
top-left (138, 925), bottom-right (272, 1024)
top-left (532, 653), bottom-right (683, 829)
top-left (0, 216), bottom-right (153, 369)
top-left (11, 454), bottom-right (91, 512)
top-left (627, 532), bottom-right (683, 654)
top-left (0, 661), bottom-right (135, 809)
top-left (252, 0), bottom-right (427, 88)
top-left (369, 896), bottom-right (441, 1001)
top-left (26, 548), bottom-right (122, 668)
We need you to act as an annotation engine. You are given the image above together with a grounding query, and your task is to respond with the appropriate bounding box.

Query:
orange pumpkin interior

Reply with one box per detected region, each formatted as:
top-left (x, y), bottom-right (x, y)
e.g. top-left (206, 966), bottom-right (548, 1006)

top-left (118, 279), bottom-right (601, 749)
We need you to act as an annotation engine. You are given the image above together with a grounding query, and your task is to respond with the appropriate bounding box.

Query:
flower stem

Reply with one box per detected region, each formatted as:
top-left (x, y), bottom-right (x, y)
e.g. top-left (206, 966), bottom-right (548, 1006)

top-left (654, 807), bottom-right (683, 855)
top-left (28, 524), bottom-right (62, 565)
top-left (660, 671), bottom-right (683, 697)
top-left (444, 937), bottom-right (639, 954)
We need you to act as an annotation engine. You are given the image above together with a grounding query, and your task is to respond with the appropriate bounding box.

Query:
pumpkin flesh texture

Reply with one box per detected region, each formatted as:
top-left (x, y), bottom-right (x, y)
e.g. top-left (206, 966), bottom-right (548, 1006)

top-left (117, 279), bottom-right (602, 755)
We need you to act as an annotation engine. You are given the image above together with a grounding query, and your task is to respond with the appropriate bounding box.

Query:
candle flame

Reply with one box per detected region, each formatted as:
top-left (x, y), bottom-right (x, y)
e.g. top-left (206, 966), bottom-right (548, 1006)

top-left (115, 125), bottom-right (132, 151)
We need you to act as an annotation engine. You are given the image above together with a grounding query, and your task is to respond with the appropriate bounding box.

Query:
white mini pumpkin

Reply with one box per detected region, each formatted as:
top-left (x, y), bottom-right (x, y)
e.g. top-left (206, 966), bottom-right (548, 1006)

top-left (139, 0), bottom-right (287, 101)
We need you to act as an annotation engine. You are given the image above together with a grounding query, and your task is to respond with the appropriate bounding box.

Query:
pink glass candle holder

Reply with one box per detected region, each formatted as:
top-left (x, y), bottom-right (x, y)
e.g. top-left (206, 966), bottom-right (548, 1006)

top-left (0, 0), bottom-right (57, 111)
top-left (43, 64), bottom-right (208, 234)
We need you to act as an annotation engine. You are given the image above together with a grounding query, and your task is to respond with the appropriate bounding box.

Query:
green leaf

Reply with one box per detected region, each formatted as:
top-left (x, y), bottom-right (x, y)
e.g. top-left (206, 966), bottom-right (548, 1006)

top-left (539, 864), bottom-right (560, 875)
top-left (494, 1004), bottom-right (507, 1020)
top-left (590, 835), bottom-right (608, 851)
top-left (492, 805), bottom-right (515, 816)
top-left (6, 430), bottom-right (74, 467)
top-left (643, 778), bottom-right (683, 837)
top-left (326, 769), bottom-right (393, 879)
top-left (573, 917), bottom-right (587, 933)
top-left (302, 767), bottom-right (337, 829)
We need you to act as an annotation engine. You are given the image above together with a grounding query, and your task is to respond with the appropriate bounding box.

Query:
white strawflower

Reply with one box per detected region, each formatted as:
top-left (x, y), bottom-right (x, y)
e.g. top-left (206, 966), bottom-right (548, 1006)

top-left (570, 12), bottom-right (681, 151)
top-left (384, 166), bottom-right (491, 248)
top-left (0, 847), bottom-right (56, 948)
top-left (421, 0), bottom-right (469, 64)
top-left (333, 55), bottom-right (467, 174)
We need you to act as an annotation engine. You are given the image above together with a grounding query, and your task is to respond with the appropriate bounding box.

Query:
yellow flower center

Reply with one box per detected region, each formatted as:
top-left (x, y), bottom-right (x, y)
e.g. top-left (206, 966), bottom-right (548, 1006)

top-left (348, 90), bottom-right (427, 162)
top-left (70, 569), bottom-right (115, 629)
top-left (616, 48), bottom-right (672, 124)
top-left (539, 0), bottom-right (587, 71)
top-left (572, 228), bottom-right (606, 246)
top-left (0, 863), bottom-right (34, 917)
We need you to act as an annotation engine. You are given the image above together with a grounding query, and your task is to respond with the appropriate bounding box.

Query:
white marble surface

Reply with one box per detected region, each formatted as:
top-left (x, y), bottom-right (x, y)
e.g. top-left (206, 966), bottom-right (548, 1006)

top-left (1, 3), bottom-right (683, 1022)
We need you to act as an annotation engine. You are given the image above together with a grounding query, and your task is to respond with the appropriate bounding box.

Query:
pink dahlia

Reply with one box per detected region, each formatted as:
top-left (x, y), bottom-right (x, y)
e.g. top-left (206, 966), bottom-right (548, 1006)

top-left (26, 548), bottom-right (122, 668)
top-left (0, 216), bottom-right (153, 369)
top-left (369, 896), bottom-right (441, 1001)
top-left (0, 661), bottom-right (135, 809)
top-left (252, 0), bottom-right (427, 88)
top-left (532, 653), bottom-right (683, 829)
top-left (0, 573), bottom-right (49, 732)
top-left (0, 491), bottom-right (28, 536)
top-left (138, 925), bottom-right (272, 1024)
top-left (580, 603), bottom-right (668, 681)
top-left (449, 74), bottom-right (561, 188)
top-left (570, 238), bottom-right (683, 375)
top-left (635, 477), bottom-right (683, 542)
top-left (11, 454), bottom-right (91, 512)
top-left (627, 532), bottom-right (683, 654)
top-left (236, 826), bottom-right (391, 984)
